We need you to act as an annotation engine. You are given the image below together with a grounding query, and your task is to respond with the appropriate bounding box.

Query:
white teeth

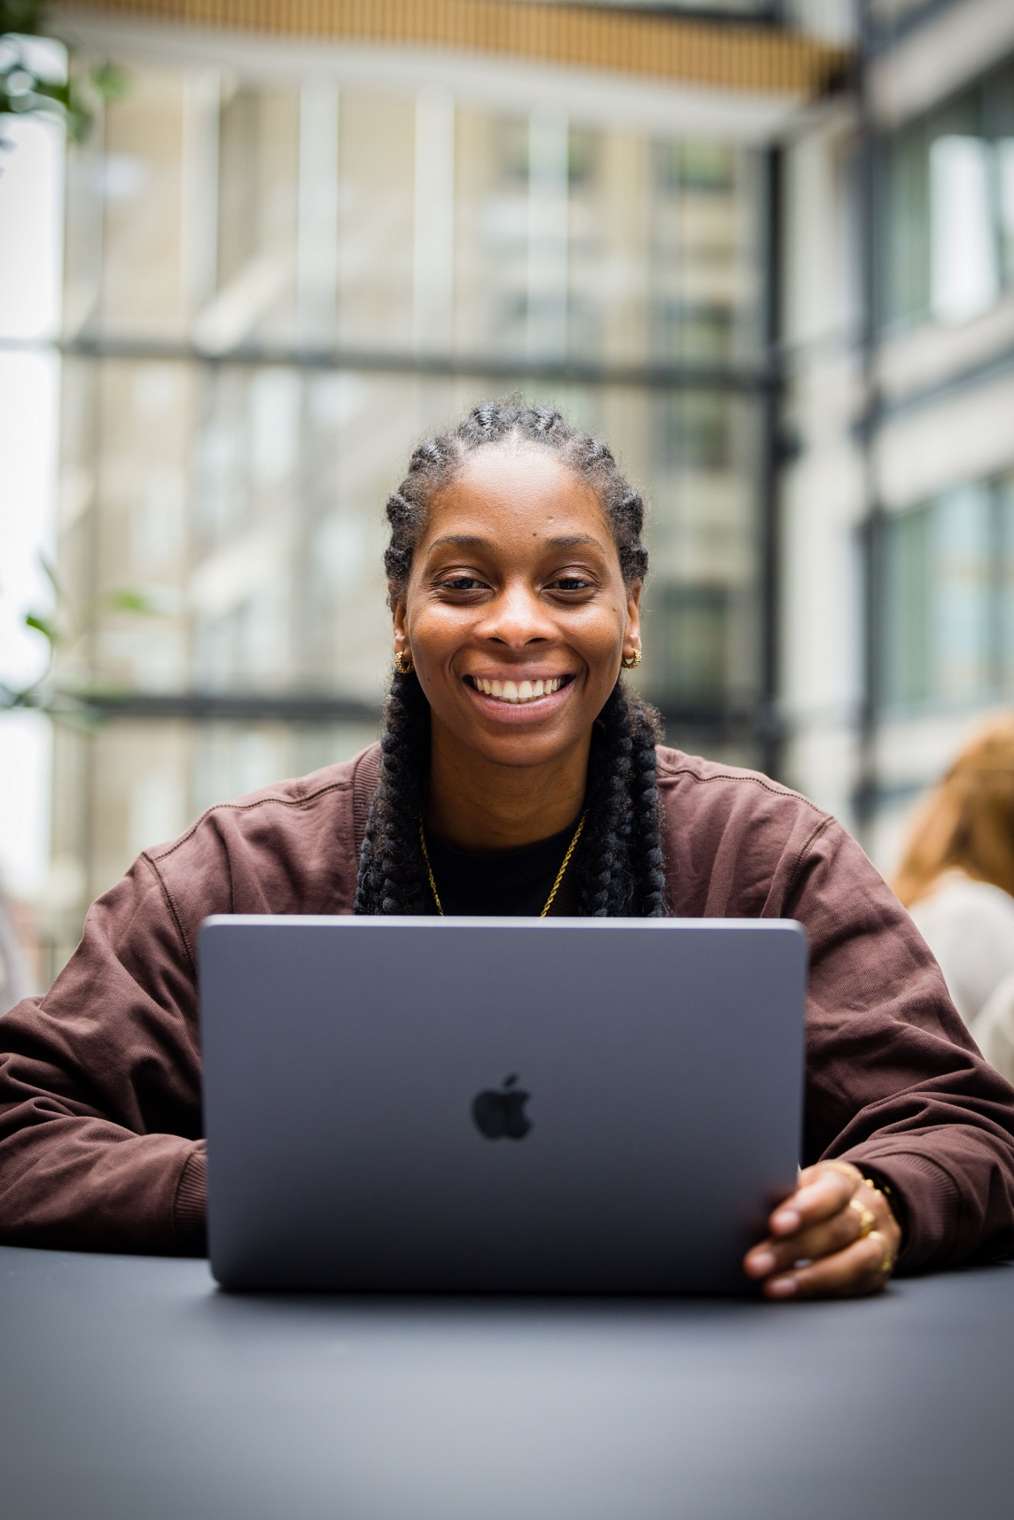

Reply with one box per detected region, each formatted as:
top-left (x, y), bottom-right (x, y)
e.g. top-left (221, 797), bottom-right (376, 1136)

top-left (472, 676), bottom-right (566, 703)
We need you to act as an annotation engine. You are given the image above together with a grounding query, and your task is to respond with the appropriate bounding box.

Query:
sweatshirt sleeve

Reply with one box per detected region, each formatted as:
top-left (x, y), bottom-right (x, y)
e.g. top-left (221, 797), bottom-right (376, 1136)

top-left (787, 817), bottom-right (1014, 1273)
top-left (0, 853), bottom-right (206, 1255)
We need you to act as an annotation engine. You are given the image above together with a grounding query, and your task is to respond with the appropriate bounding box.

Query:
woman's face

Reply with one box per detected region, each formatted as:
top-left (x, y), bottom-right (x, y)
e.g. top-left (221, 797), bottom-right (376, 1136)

top-left (393, 443), bottom-right (641, 772)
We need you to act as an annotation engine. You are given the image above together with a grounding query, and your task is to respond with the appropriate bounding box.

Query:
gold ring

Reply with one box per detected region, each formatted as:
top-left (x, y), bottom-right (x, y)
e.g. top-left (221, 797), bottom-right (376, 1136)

top-left (868, 1228), bottom-right (894, 1277)
top-left (849, 1197), bottom-right (875, 1239)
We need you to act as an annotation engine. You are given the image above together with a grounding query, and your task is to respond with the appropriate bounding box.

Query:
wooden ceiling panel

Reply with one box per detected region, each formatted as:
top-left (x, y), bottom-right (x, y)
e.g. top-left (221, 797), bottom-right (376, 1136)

top-left (56, 0), bottom-right (850, 96)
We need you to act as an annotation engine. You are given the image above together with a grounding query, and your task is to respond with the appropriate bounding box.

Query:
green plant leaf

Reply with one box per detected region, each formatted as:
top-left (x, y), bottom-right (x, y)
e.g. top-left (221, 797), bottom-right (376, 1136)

top-left (24, 610), bottom-right (59, 644)
top-left (37, 550), bottom-right (62, 600)
top-left (1, 4), bottom-right (125, 146)
top-left (90, 60), bottom-right (128, 100)
top-left (30, 76), bottom-right (71, 108)
top-left (1, 2), bottom-right (46, 38)
top-left (103, 587), bottom-right (160, 616)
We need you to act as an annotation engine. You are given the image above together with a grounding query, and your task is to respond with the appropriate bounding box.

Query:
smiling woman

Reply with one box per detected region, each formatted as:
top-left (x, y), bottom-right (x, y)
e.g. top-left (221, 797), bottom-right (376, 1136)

top-left (355, 401), bottom-right (665, 919)
top-left (1, 398), bottom-right (1014, 1300)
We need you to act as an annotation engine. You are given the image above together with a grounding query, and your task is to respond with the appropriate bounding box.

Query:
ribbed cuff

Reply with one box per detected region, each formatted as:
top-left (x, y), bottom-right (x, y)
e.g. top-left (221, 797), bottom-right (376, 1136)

top-left (172, 1142), bottom-right (208, 1255)
top-left (837, 1148), bottom-right (961, 1274)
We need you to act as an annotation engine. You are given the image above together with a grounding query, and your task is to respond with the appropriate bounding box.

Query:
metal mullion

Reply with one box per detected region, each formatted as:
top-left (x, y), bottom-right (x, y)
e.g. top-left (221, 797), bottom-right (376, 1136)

top-left (758, 142), bottom-right (783, 781)
top-left (66, 687), bottom-right (753, 739)
top-left (47, 332), bottom-right (776, 395)
top-left (854, 0), bottom-right (885, 839)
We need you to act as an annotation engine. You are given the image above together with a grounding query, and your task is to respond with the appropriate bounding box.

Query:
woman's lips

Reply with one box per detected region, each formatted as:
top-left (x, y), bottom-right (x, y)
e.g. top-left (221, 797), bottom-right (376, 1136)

top-left (461, 673), bottom-right (577, 724)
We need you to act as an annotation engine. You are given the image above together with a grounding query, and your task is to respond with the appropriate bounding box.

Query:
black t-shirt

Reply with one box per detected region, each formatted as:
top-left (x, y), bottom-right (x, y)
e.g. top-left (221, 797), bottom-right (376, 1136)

top-left (421, 817), bottom-right (584, 917)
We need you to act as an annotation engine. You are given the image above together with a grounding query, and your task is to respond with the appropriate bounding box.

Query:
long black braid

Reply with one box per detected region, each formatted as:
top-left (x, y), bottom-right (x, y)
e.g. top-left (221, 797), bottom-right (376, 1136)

top-left (354, 398), bottom-right (668, 917)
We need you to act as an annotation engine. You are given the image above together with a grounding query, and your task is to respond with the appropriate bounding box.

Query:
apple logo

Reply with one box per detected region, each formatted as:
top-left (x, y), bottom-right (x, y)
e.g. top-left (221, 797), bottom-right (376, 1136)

top-left (471, 1074), bottom-right (532, 1140)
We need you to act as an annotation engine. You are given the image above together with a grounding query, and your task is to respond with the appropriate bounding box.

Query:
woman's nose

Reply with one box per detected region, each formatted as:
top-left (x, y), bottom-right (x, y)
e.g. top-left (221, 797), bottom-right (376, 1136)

top-left (475, 585), bottom-right (556, 647)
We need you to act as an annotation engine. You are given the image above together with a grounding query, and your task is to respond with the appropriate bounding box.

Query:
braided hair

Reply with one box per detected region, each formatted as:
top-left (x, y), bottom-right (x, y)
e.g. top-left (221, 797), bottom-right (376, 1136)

top-left (354, 398), bottom-right (667, 917)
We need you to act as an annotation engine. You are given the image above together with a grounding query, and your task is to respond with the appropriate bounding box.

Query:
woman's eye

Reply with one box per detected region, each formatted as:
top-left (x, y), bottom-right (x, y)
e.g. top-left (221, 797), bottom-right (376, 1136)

top-left (440, 576), bottom-right (486, 592)
top-left (549, 576), bottom-right (594, 593)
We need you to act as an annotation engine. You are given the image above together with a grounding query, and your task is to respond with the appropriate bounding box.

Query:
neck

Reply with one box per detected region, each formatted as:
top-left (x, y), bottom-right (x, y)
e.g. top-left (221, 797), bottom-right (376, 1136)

top-left (426, 726), bottom-right (591, 850)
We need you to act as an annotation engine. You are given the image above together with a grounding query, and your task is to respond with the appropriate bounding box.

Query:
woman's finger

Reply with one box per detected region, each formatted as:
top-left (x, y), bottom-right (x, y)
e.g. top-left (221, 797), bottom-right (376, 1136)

top-left (763, 1230), bottom-right (894, 1300)
top-left (745, 1193), bottom-right (871, 1279)
top-left (767, 1164), bottom-right (856, 1238)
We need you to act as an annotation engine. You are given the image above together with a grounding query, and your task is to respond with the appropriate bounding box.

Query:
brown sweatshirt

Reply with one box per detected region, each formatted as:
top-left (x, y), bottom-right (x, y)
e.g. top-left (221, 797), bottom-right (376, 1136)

top-left (1, 742), bottom-right (1013, 1270)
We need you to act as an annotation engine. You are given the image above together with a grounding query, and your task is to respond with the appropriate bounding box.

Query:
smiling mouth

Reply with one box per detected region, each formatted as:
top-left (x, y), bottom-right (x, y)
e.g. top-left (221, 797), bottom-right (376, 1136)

top-left (463, 674), bottom-right (576, 705)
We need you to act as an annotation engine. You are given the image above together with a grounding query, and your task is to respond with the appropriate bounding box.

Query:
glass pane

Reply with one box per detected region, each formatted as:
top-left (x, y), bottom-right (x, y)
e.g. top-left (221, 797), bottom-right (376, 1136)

top-left (455, 109), bottom-right (531, 359)
top-left (51, 360), bottom-right (193, 695)
top-left (71, 69), bottom-right (766, 369)
top-left (568, 123), bottom-right (625, 363)
top-left (883, 118), bottom-right (931, 329)
top-left (883, 90), bottom-right (993, 329)
top-left (294, 372), bottom-right (456, 702)
top-left (653, 585), bottom-right (733, 703)
top-left (651, 139), bottom-right (763, 365)
top-left (54, 357), bottom-right (762, 713)
top-left (454, 116), bottom-right (763, 368)
top-left (213, 80), bottom-right (301, 341)
top-left (641, 392), bottom-right (761, 711)
top-left (931, 484), bottom-right (992, 702)
top-left (44, 718), bottom-right (380, 967)
top-left (189, 367), bottom-right (459, 701)
top-left (98, 67), bottom-right (191, 336)
top-left (884, 507), bottom-right (931, 707)
top-left (929, 130), bottom-right (998, 324)
top-left (654, 140), bottom-right (750, 361)
top-left (336, 90), bottom-right (416, 351)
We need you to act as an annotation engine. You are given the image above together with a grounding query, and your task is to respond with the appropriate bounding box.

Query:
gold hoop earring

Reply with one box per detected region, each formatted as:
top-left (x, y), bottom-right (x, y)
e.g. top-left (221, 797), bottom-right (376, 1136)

top-left (621, 647), bottom-right (642, 670)
top-left (393, 648), bottom-right (413, 676)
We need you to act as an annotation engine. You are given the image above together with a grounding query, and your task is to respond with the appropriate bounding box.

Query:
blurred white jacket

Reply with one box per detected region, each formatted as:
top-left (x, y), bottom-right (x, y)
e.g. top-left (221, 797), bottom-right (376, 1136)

top-left (909, 872), bottom-right (1014, 1086)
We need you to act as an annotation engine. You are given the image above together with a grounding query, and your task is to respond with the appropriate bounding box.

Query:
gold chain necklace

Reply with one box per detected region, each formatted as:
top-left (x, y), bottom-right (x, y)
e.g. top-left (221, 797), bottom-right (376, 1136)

top-left (419, 813), bottom-right (587, 917)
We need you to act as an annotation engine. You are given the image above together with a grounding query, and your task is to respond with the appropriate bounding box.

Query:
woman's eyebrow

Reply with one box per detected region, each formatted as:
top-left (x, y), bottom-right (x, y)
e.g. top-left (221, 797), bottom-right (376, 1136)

top-left (545, 534), bottom-right (605, 551)
top-left (426, 535), bottom-right (489, 552)
top-left (426, 532), bottom-right (605, 553)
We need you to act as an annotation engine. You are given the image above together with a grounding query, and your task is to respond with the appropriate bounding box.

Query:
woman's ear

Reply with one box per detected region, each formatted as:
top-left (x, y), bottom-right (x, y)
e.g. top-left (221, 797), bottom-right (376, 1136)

top-left (625, 581), bottom-right (642, 646)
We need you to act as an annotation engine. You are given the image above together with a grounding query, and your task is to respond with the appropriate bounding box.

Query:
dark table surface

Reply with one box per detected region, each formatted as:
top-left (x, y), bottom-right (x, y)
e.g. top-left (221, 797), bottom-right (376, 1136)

top-left (2, 1245), bottom-right (1011, 1520)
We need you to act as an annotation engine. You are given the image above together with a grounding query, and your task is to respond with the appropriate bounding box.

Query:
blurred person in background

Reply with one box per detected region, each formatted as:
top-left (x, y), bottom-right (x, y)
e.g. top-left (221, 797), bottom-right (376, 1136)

top-left (894, 715), bottom-right (1014, 1087)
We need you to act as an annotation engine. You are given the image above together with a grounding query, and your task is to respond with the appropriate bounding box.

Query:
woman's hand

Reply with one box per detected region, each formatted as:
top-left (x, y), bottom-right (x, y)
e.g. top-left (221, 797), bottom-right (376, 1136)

top-left (743, 1161), bottom-right (902, 1300)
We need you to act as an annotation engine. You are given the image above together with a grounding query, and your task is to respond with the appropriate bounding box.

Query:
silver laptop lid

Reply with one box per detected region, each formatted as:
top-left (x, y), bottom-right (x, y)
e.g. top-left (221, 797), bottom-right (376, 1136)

top-left (199, 917), bottom-right (807, 1293)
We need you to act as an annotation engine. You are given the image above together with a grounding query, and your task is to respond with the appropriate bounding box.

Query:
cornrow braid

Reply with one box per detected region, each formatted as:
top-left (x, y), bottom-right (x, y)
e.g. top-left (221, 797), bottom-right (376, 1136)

top-left (354, 670), bottom-right (431, 916)
top-left (578, 687), bottom-right (634, 917)
top-left (629, 699), bottom-right (668, 916)
top-left (356, 396), bottom-right (668, 917)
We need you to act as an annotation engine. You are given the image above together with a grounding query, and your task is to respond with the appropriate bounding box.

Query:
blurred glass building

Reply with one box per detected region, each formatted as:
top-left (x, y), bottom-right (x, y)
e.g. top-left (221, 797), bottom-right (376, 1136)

top-left (2, 0), bottom-right (1013, 979)
top-left (778, 0), bottom-right (1014, 866)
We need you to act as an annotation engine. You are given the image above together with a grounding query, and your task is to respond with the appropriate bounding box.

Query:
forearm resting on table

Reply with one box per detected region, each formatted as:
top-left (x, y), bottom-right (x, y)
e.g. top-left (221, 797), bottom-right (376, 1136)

top-left (0, 1117), bottom-right (207, 1254)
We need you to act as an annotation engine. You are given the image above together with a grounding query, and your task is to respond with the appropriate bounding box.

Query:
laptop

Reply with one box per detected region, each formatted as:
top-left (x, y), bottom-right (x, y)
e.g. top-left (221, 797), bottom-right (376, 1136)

top-left (198, 916), bottom-right (807, 1294)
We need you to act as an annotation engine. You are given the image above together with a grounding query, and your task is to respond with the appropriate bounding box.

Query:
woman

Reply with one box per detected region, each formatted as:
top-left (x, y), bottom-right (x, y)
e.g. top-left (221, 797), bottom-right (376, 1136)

top-left (894, 715), bottom-right (1014, 1086)
top-left (1, 400), bottom-right (1013, 1297)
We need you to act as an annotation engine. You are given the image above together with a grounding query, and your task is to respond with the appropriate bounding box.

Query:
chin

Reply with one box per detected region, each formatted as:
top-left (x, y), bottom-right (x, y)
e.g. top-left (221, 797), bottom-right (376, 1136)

top-left (469, 726), bottom-right (586, 770)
